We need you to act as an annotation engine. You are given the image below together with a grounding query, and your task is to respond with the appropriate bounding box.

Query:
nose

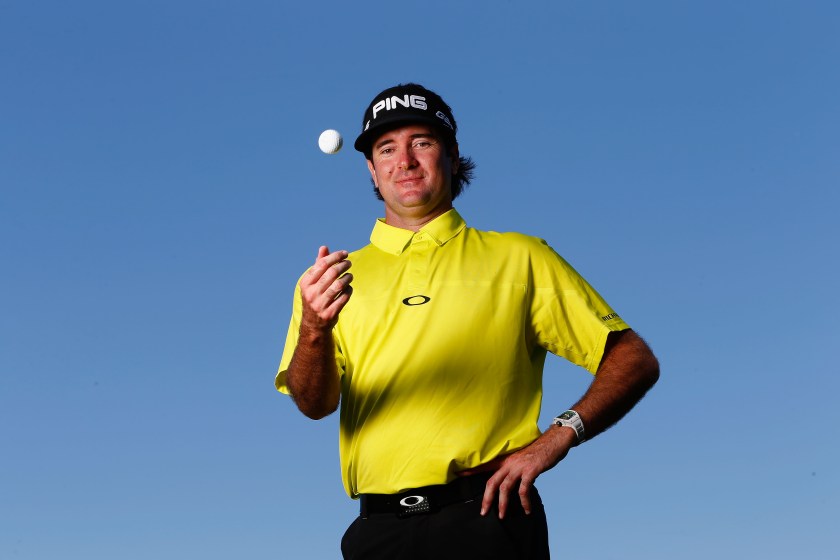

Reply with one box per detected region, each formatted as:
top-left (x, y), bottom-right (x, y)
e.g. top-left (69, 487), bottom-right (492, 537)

top-left (396, 146), bottom-right (417, 170)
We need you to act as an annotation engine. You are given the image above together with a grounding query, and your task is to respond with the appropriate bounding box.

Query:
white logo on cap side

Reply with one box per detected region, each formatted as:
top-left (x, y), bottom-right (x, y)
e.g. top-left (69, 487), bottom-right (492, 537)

top-left (435, 111), bottom-right (453, 130)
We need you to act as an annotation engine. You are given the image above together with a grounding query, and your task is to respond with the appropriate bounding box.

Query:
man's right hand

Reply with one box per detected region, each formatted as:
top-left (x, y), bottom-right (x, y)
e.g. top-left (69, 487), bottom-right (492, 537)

top-left (286, 246), bottom-right (352, 419)
top-left (299, 246), bottom-right (353, 332)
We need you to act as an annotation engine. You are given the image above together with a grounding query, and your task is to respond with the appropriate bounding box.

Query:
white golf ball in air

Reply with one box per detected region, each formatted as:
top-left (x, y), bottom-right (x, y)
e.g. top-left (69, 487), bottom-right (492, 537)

top-left (318, 129), bottom-right (343, 154)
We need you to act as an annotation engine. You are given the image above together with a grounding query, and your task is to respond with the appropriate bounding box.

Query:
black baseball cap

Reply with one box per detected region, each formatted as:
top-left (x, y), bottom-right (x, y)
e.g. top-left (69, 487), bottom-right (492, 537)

top-left (353, 83), bottom-right (458, 154)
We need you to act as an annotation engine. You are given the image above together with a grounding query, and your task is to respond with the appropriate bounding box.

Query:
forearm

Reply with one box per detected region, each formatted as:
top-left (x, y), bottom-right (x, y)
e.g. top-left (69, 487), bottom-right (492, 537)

top-left (286, 324), bottom-right (342, 420)
top-left (570, 329), bottom-right (659, 441)
top-left (475, 331), bottom-right (658, 473)
top-left (284, 246), bottom-right (353, 420)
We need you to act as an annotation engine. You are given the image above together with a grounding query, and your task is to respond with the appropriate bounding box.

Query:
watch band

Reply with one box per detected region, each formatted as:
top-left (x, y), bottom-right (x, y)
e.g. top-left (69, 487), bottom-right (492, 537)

top-left (552, 409), bottom-right (585, 444)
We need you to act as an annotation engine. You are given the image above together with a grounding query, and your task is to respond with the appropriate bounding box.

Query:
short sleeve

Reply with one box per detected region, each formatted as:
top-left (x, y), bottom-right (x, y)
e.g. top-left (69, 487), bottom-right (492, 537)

top-left (530, 241), bottom-right (630, 374)
top-left (275, 272), bottom-right (345, 394)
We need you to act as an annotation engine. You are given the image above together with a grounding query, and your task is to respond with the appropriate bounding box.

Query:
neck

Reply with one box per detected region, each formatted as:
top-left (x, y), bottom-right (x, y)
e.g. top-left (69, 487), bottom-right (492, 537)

top-left (384, 203), bottom-right (453, 232)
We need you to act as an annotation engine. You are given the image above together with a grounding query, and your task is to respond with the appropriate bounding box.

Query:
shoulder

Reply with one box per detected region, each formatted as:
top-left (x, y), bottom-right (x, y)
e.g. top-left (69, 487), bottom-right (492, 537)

top-left (466, 226), bottom-right (587, 283)
top-left (463, 226), bottom-right (556, 255)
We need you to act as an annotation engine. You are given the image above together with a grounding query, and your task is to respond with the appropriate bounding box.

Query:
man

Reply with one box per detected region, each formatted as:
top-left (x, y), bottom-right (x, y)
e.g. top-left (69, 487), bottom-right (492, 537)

top-left (276, 83), bottom-right (660, 559)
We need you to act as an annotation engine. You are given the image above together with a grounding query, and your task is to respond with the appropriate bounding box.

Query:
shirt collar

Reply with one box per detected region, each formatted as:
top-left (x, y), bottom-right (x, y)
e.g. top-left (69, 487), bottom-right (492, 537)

top-left (370, 208), bottom-right (467, 255)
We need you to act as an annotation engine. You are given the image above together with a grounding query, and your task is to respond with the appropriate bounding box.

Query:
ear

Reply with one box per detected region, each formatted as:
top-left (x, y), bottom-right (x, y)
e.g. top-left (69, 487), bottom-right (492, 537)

top-left (366, 159), bottom-right (378, 187)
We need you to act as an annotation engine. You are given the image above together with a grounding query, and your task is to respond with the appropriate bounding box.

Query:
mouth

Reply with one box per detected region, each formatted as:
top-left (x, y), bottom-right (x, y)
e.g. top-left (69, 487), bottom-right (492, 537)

top-left (396, 175), bottom-right (423, 186)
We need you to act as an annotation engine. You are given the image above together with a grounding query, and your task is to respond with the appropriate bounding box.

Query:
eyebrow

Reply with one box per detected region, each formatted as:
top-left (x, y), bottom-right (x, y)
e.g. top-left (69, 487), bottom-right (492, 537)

top-left (373, 132), bottom-right (438, 151)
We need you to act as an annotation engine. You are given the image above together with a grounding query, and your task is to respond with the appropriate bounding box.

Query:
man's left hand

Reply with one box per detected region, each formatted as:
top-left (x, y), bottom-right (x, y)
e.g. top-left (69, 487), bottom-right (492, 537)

top-left (460, 329), bottom-right (659, 519)
top-left (458, 426), bottom-right (578, 519)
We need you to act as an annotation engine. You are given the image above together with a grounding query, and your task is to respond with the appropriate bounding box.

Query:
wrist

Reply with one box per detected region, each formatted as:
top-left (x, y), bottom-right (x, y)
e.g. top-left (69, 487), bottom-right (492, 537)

top-left (298, 320), bottom-right (335, 344)
top-left (548, 423), bottom-right (579, 448)
top-left (552, 409), bottom-right (586, 446)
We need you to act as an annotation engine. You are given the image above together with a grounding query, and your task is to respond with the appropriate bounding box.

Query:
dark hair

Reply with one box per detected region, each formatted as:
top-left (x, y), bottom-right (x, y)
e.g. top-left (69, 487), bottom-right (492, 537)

top-left (363, 83), bottom-right (476, 201)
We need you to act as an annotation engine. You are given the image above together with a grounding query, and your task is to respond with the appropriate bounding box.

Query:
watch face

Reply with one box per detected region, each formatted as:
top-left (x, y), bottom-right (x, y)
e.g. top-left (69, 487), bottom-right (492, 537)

top-left (559, 411), bottom-right (575, 421)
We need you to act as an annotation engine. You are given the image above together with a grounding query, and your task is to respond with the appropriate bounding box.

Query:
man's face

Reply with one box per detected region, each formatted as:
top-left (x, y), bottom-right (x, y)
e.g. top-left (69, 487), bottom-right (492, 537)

top-left (366, 124), bottom-right (459, 227)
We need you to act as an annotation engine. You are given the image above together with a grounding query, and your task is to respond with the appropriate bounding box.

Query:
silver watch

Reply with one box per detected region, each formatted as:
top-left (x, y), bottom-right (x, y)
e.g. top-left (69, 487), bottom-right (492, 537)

top-left (552, 410), bottom-right (585, 444)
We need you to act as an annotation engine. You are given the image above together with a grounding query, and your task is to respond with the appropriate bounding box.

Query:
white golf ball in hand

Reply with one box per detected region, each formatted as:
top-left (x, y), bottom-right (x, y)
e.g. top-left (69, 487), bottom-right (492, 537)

top-left (318, 129), bottom-right (343, 154)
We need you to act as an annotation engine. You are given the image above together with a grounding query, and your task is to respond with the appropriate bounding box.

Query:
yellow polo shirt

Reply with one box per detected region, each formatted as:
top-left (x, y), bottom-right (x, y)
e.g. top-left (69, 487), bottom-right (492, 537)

top-left (276, 209), bottom-right (629, 497)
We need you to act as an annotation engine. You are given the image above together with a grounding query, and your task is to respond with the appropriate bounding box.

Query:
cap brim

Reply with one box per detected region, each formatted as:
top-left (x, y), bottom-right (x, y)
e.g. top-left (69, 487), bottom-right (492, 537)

top-left (354, 114), bottom-right (455, 153)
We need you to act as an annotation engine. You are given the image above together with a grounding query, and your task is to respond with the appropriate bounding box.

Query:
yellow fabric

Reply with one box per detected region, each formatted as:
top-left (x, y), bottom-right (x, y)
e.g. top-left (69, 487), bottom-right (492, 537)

top-left (276, 209), bottom-right (629, 497)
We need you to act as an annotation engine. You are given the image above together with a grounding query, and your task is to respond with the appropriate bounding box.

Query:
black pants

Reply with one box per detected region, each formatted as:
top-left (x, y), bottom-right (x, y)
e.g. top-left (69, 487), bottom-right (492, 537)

top-left (341, 487), bottom-right (550, 559)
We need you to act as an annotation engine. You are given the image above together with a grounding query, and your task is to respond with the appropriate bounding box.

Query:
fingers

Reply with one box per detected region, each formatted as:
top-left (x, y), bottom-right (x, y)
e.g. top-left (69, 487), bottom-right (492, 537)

top-left (481, 470), bottom-right (517, 518)
top-left (306, 247), bottom-right (351, 286)
top-left (479, 457), bottom-right (541, 519)
top-left (481, 471), bottom-right (535, 519)
top-left (299, 246), bottom-right (354, 329)
top-left (518, 478), bottom-right (533, 515)
top-left (480, 473), bottom-right (500, 517)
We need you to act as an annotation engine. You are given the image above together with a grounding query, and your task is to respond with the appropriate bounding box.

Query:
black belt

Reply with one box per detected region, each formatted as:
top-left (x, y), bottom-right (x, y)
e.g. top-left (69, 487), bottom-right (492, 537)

top-left (359, 472), bottom-right (492, 518)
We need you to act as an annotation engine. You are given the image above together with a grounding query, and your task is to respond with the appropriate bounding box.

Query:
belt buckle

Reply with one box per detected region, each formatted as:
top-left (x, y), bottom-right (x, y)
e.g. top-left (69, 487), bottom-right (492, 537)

top-left (396, 494), bottom-right (431, 518)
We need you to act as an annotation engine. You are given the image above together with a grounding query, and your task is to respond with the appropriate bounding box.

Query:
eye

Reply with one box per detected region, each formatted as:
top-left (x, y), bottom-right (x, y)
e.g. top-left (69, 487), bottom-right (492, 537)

top-left (413, 139), bottom-right (434, 149)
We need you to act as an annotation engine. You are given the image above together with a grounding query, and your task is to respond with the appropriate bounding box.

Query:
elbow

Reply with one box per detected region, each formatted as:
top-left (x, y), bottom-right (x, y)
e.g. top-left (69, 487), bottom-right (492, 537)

top-left (293, 393), bottom-right (340, 420)
top-left (641, 353), bottom-right (660, 391)
top-left (625, 330), bottom-right (660, 390)
top-left (300, 402), bottom-right (338, 420)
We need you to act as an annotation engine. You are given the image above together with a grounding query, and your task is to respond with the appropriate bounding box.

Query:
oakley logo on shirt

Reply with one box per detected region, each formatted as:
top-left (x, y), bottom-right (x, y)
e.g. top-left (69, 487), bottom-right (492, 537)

top-left (402, 295), bottom-right (431, 306)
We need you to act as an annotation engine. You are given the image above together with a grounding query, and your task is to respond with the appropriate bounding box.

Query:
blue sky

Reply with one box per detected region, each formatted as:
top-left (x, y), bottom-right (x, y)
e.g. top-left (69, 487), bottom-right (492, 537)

top-left (2, 1), bottom-right (838, 558)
